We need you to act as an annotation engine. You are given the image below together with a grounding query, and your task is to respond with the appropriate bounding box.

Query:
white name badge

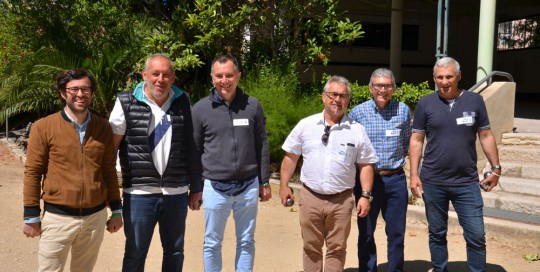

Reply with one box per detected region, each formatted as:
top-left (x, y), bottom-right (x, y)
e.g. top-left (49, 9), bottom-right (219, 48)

top-left (456, 116), bottom-right (474, 125)
top-left (386, 129), bottom-right (401, 137)
top-left (233, 118), bottom-right (249, 126)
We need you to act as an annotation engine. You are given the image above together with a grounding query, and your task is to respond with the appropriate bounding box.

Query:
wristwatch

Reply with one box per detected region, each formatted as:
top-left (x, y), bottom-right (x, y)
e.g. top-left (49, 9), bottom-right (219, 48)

top-left (491, 164), bottom-right (502, 171)
top-left (360, 191), bottom-right (373, 202)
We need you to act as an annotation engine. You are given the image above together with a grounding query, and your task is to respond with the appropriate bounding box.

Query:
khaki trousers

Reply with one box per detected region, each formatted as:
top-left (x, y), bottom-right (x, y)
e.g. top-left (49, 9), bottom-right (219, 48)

top-left (299, 186), bottom-right (354, 272)
top-left (38, 208), bottom-right (107, 272)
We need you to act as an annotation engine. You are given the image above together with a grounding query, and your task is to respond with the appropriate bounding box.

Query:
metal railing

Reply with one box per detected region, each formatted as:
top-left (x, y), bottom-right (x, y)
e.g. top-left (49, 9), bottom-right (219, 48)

top-left (468, 71), bottom-right (514, 93)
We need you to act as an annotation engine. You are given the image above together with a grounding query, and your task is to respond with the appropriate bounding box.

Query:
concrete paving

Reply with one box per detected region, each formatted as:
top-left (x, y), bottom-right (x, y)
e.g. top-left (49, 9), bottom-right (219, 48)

top-left (513, 118), bottom-right (540, 133)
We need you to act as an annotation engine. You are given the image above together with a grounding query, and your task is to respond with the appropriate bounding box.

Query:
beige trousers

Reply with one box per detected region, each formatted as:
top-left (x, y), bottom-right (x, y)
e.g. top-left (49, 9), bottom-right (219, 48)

top-left (38, 208), bottom-right (107, 272)
top-left (299, 186), bottom-right (355, 272)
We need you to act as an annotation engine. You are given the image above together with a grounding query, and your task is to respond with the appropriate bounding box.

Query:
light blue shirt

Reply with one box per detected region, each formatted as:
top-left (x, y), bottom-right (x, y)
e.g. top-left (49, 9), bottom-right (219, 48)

top-left (349, 99), bottom-right (412, 170)
top-left (64, 108), bottom-right (91, 144)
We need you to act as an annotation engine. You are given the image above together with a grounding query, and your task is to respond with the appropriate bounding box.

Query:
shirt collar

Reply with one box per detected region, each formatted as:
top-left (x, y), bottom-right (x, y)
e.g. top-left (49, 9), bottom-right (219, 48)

top-left (63, 108), bottom-right (91, 127)
top-left (369, 98), bottom-right (394, 113)
top-left (317, 111), bottom-right (353, 127)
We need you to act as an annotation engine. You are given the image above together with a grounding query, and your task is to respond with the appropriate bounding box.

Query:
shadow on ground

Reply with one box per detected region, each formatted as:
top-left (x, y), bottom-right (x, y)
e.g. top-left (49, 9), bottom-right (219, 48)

top-left (344, 260), bottom-right (507, 271)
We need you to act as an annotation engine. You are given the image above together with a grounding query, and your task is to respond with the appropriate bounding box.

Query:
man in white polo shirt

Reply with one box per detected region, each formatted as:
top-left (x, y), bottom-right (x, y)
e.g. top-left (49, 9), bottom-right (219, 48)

top-left (279, 75), bottom-right (378, 272)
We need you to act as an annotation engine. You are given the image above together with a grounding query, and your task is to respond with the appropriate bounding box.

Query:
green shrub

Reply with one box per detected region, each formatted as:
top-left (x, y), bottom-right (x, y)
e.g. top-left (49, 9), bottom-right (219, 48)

top-left (241, 62), bottom-right (321, 167)
top-left (349, 83), bottom-right (371, 108)
top-left (393, 81), bottom-right (434, 111)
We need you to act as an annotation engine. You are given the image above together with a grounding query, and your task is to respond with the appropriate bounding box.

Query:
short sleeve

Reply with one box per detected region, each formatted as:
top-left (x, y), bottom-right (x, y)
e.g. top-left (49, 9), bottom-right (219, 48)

top-left (355, 126), bottom-right (379, 164)
top-left (412, 98), bottom-right (427, 132)
top-left (109, 98), bottom-right (127, 135)
top-left (282, 121), bottom-right (304, 155)
top-left (476, 95), bottom-right (490, 128)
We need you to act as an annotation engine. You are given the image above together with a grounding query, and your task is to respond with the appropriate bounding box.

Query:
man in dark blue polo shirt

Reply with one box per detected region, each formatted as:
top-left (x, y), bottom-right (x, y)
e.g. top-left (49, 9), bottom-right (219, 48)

top-left (409, 57), bottom-right (501, 272)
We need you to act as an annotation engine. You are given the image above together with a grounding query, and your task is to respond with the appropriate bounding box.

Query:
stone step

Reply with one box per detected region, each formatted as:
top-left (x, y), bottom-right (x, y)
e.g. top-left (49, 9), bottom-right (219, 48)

top-left (487, 176), bottom-right (540, 197)
top-left (501, 132), bottom-right (540, 145)
top-left (485, 161), bottom-right (540, 179)
top-left (498, 145), bottom-right (540, 164)
top-left (481, 190), bottom-right (540, 216)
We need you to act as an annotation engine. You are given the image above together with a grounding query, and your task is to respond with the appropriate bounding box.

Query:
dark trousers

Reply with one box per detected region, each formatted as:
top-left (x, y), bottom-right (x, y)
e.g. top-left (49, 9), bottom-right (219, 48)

top-left (122, 193), bottom-right (188, 272)
top-left (354, 171), bottom-right (408, 272)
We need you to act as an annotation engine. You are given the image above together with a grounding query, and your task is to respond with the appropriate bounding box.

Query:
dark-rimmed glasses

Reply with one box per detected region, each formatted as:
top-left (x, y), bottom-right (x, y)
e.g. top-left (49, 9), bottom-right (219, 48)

top-left (321, 125), bottom-right (331, 145)
top-left (370, 84), bottom-right (394, 91)
top-left (324, 92), bottom-right (349, 100)
top-left (65, 86), bottom-right (92, 94)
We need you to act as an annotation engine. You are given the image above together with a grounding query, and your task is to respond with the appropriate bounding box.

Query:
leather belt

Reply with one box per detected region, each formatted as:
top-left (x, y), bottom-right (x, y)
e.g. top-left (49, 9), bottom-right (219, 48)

top-left (302, 184), bottom-right (352, 198)
top-left (374, 168), bottom-right (404, 176)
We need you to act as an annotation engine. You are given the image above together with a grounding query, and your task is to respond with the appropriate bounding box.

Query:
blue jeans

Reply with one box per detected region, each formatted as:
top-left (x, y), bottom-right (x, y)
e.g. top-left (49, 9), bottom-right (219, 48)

top-left (122, 193), bottom-right (188, 272)
top-left (423, 183), bottom-right (486, 272)
top-left (202, 178), bottom-right (259, 272)
top-left (355, 172), bottom-right (408, 272)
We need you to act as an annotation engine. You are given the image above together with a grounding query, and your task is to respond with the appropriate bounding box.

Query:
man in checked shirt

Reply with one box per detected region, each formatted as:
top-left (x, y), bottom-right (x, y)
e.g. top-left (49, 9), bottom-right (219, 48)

top-left (349, 68), bottom-right (412, 272)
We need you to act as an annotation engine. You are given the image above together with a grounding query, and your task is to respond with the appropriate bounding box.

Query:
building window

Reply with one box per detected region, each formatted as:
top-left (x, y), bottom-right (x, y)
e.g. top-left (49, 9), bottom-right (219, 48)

top-left (497, 16), bottom-right (540, 51)
top-left (351, 23), bottom-right (419, 51)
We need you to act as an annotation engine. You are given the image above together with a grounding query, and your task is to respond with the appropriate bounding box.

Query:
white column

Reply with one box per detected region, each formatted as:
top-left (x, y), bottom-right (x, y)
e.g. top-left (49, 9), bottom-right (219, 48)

top-left (477, 0), bottom-right (497, 81)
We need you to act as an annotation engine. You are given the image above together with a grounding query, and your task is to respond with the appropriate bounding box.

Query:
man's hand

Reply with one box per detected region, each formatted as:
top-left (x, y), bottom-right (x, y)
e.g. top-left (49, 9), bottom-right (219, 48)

top-left (279, 186), bottom-right (295, 207)
top-left (23, 222), bottom-right (41, 238)
top-left (259, 185), bottom-right (272, 202)
top-left (410, 176), bottom-right (423, 198)
top-left (481, 172), bottom-right (500, 192)
top-left (356, 197), bottom-right (371, 218)
top-left (188, 191), bottom-right (203, 210)
top-left (106, 217), bottom-right (123, 233)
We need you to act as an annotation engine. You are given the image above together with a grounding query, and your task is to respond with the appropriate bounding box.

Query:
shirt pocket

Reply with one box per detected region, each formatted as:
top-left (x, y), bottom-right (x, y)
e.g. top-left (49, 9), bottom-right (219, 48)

top-left (335, 143), bottom-right (357, 165)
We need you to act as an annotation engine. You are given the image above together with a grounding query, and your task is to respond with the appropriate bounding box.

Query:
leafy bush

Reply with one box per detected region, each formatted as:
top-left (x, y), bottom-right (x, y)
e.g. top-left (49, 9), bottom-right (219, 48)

top-left (241, 62), bottom-right (320, 167)
top-left (393, 81), bottom-right (434, 111)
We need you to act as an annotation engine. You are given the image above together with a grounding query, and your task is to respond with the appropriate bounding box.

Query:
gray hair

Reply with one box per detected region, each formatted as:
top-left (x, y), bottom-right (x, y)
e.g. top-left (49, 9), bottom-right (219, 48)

top-left (434, 57), bottom-right (461, 75)
top-left (323, 75), bottom-right (352, 94)
top-left (369, 68), bottom-right (396, 88)
top-left (145, 53), bottom-right (174, 72)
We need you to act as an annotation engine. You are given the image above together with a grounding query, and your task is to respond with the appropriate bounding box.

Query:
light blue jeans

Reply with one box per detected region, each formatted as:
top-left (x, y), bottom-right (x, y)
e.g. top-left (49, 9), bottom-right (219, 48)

top-left (202, 178), bottom-right (259, 272)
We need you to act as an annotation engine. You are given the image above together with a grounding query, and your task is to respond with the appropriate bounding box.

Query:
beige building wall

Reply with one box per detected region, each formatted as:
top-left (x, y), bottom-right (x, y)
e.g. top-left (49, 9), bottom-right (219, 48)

top-left (474, 82), bottom-right (516, 170)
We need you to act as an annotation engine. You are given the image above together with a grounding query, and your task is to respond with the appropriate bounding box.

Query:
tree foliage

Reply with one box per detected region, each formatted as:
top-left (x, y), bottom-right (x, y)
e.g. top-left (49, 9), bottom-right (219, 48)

top-left (142, 0), bottom-right (364, 70)
top-left (0, 0), bottom-right (145, 124)
top-left (0, 0), bottom-right (364, 126)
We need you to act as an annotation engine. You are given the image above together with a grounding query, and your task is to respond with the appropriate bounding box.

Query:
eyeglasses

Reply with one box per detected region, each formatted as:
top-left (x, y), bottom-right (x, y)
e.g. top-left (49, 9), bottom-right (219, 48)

top-left (65, 86), bottom-right (92, 94)
top-left (324, 92), bottom-right (349, 100)
top-left (371, 84), bottom-right (394, 91)
top-left (321, 125), bottom-right (331, 145)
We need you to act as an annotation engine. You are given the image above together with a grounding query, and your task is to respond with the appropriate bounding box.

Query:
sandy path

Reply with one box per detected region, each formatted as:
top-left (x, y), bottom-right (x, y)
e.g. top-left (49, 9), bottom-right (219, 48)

top-left (0, 141), bottom-right (538, 271)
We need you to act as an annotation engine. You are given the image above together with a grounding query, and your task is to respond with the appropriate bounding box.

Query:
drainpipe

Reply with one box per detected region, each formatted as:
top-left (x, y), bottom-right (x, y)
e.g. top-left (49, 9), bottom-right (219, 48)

top-left (390, 0), bottom-right (403, 83)
top-left (477, 0), bottom-right (497, 81)
top-left (435, 0), bottom-right (450, 91)
top-left (435, 0), bottom-right (450, 60)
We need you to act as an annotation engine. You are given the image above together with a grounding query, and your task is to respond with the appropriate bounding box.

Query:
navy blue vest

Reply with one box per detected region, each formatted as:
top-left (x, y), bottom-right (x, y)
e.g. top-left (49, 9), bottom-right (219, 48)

top-left (117, 91), bottom-right (192, 188)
